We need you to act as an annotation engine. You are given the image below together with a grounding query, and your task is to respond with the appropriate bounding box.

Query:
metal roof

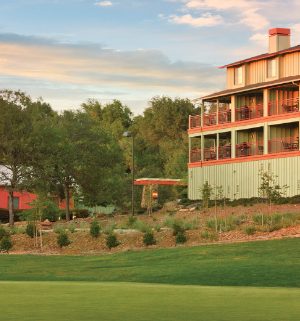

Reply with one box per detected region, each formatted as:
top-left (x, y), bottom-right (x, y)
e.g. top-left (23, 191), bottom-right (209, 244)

top-left (219, 45), bottom-right (300, 69)
top-left (202, 75), bottom-right (300, 101)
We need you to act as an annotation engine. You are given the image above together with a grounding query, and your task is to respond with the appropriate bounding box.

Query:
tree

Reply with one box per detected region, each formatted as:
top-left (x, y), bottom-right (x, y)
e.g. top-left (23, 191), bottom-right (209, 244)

top-left (0, 91), bottom-right (38, 225)
top-left (258, 170), bottom-right (288, 213)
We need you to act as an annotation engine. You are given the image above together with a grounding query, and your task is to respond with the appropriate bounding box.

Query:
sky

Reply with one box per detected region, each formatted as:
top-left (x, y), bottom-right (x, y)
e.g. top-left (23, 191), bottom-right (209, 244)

top-left (1, 0), bottom-right (300, 114)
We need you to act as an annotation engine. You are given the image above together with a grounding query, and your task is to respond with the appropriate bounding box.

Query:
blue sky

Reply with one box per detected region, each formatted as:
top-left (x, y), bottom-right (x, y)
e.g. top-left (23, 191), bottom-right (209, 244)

top-left (0, 0), bottom-right (300, 113)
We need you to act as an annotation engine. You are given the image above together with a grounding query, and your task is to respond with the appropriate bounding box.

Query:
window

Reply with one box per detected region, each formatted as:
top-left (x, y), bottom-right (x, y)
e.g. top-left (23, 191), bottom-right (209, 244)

top-left (234, 66), bottom-right (243, 85)
top-left (267, 58), bottom-right (277, 78)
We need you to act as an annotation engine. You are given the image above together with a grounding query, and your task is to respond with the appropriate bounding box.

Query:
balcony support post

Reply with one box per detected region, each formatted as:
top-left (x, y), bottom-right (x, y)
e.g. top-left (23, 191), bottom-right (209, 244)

top-left (299, 121), bottom-right (300, 151)
top-left (231, 129), bottom-right (236, 158)
top-left (188, 137), bottom-right (191, 162)
top-left (201, 134), bottom-right (204, 161)
top-left (263, 89), bottom-right (269, 117)
top-left (216, 99), bottom-right (219, 125)
top-left (216, 133), bottom-right (219, 160)
top-left (264, 123), bottom-right (269, 155)
top-left (201, 104), bottom-right (204, 128)
top-left (231, 95), bottom-right (236, 123)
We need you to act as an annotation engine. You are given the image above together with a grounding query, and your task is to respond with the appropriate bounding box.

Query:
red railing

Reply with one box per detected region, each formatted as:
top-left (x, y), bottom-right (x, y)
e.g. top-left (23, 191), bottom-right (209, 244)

top-left (218, 109), bottom-right (231, 124)
top-left (218, 145), bottom-right (231, 159)
top-left (189, 115), bottom-right (201, 129)
top-left (203, 113), bottom-right (217, 127)
top-left (235, 104), bottom-right (263, 121)
top-left (190, 148), bottom-right (201, 163)
top-left (236, 142), bottom-right (264, 158)
top-left (203, 147), bottom-right (217, 161)
top-left (268, 97), bottom-right (299, 116)
top-left (268, 137), bottom-right (299, 154)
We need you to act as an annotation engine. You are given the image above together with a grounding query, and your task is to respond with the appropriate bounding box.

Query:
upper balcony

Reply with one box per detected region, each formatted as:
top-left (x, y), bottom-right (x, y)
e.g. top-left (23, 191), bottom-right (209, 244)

top-left (189, 85), bottom-right (300, 132)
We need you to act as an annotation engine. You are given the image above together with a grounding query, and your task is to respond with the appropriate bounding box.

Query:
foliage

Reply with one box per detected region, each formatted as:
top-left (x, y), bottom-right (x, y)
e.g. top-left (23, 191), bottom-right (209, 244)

top-left (143, 231), bottom-right (156, 246)
top-left (200, 230), bottom-right (218, 241)
top-left (0, 235), bottom-right (13, 252)
top-left (67, 223), bottom-right (76, 233)
top-left (244, 226), bottom-right (256, 235)
top-left (258, 170), bottom-right (289, 206)
top-left (0, 226), bottom-right (8, 239)
top-left (201, 181), bottom-right (213, 208)
top-left (132, 220), bottom-right (150, 233)
top-left (90, 220), bottom-right (101, 238)
top-left (57, 231), bottom-right (71, 248)
top-left (175, 231), bottom-right (187, 244)
top-left (106, 233), bottom-right (120, 249)
top-left (26, 222), bottom-right (38, 238)
top-left (127, 215), bottom-right (137, 227)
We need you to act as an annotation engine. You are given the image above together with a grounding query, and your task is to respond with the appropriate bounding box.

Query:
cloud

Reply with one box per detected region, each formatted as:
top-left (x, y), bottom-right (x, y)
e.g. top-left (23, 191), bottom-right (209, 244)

top-left (95, 1), bottom-right (113, 7)
top-left (166, 0), bottom-right (269, 31)
top-left (0, 33), bottom-right (224, 111)
top-left (168, 13), bottom-right (223, 27)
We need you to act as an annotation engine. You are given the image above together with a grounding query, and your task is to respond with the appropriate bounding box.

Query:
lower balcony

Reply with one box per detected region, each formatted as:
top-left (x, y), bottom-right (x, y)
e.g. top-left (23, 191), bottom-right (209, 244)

top-left (268, 137), bottom-right (299, 154)
top-left (235, 104), bottom-right (263, 121)
top-left (236, 142), bottom-right (264, 157)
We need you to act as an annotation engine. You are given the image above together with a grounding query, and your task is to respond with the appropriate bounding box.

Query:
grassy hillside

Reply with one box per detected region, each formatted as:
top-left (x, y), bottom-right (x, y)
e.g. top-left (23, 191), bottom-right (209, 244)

top-left (0, 238), bottom-right (300, 287)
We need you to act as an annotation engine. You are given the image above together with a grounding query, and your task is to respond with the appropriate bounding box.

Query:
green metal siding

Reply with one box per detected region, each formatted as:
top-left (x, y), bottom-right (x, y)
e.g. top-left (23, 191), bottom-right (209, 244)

top-left (188, 156), bottom-right (300, 200)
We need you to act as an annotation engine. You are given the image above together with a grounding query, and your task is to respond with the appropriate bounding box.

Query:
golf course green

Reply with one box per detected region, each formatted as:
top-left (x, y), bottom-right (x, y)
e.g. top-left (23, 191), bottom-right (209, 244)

top-left (0, 238), bottom-right (300, 321)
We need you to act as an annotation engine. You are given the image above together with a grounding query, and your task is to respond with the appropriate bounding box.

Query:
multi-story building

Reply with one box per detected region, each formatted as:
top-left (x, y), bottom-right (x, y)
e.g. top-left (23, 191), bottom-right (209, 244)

top-left (188, 28), bottom-right (300, 200)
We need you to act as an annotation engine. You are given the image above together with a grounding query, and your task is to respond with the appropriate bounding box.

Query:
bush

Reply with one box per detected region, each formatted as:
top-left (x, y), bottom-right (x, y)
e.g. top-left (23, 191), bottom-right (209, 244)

top-left (0, 236), bottom-right (13, 252)
top-left (244, 225), bottom-right (256, 235)
top-left (200, 230), bottom-right (218, 241)
top-left (57, 231), bottom-right (71, 248)
top-left (68, 223), bottom-right (76, 233)
top-left (106, 233), bottom-right (120, 249)
top-left (103, 223), bottom-right (117, 235)
top-left (26, 222), bottom-right (38, 238)
top-left (127, 215), bottom-right (137, 227)
top-left (0, 226), bottom-right (8, 239)
top-left (143, 231), bottom-right (156, 246)
top-left (90, 220), bottom-right (101, 238)
top-left (132, 220), bottom-right (150, 233)
top-left (41, 200), bottom-right (60, 222)
top-left (176, 231), bottom-right (187, 244)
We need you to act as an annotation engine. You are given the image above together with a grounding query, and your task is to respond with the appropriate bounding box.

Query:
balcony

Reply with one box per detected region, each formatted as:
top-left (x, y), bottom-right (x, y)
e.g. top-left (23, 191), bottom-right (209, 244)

top-left (219, 144), bottom-right (231, 159)
top-left (189, 115), bottom-right (201, 129)
top-left (190, 148), bottom-right (201, 162)
top-left (236, 142), bottom-right (264, 158)
top-left (235, 104), bottom-right (263, 121)
top-left (268, 97), bottom-right (299, 116)
top-left (268, 137), bottom-right (299, 154)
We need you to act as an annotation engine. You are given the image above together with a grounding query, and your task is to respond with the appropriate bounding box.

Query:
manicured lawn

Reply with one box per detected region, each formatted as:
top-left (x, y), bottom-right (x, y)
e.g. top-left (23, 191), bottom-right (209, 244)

top-left (1, 281), bottom-right (300, 321)
top-left (0, 238), bottom-right (300, 287)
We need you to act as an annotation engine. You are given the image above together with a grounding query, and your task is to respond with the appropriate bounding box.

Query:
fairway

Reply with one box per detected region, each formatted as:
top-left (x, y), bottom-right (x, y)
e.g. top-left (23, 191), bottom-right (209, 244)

top-left (1, 281), bottom-right (300, 321)
top-left (1, 238), bottom-right (300, 321)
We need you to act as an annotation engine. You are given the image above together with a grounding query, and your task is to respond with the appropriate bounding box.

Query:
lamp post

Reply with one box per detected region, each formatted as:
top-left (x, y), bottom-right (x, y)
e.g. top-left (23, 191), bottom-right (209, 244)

top-left (123, 131), bottom-right (135, 216)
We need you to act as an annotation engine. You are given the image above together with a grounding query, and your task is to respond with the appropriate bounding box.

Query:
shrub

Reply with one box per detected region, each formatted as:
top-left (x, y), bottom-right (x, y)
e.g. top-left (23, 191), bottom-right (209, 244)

top-left (90, 220), bottom-right (101, 238)
top-left (183, 218), bottom-right (199, 230)
top-left (0, 236), bottom-right (13, 252)
top-left (200, 230), bottom-right (218, 241)
top-left (26, 222), bottom-right (38, 238)
top-left (244, 225), bottom-right (256, 235)
top-left (0, 226), bottom-right (8, 239)
top-left (41, 200), bottom-right (60, 222)
top-left (57, 231), bottom-right (71, 248)
top-left (268, 223), bottom-right (283, 232)
top-left (132, 220), bottom-right (150, 233)
top-left (127, 215), bottom-right (137, 227)
top-left (172, 222), bottom-right (185, 236)
top-left (54, 225), bottom-right (65, 234)
top-left (205, 219), bottom-right (216, 230)
top-left (176, 231), bottom-right (187, 244)
top-left (68, 223), bottom-right (76, 233)
top-left (143, 231), bottom-right (156, 246)
top-left (106, 233), bottom-right (120, 249)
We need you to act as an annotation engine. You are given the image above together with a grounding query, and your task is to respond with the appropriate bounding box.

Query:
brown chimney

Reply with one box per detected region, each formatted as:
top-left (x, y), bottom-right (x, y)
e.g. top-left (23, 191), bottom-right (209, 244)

top-left (269, 28), bottom-right (291, 53)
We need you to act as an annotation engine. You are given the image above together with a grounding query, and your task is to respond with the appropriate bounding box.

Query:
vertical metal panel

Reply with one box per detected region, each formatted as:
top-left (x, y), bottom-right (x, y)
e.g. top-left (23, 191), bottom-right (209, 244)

top-left (189, 156), bottom-right (300, 200)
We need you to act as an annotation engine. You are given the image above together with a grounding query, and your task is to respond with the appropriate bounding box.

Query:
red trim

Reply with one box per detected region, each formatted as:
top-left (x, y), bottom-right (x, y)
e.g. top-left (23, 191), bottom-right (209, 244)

top-left (269, 28), bottom-right (290, 36)
top-left (188, 111), bottom-right (300, 135)
top-left (188, 150), bottom-right (300, 168)
top-left (134, 179), bottom-right (186, 186)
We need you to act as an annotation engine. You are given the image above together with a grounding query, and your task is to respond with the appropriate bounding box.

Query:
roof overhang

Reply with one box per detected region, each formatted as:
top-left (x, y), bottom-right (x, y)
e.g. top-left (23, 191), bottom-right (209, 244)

top-left (134, 178), bottom-right (187, 186)
top-left (219, 45), bottom-right (300, 69)
top-left (201, 75), bottom-right (300, 102)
